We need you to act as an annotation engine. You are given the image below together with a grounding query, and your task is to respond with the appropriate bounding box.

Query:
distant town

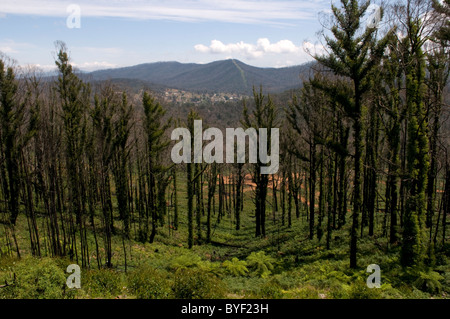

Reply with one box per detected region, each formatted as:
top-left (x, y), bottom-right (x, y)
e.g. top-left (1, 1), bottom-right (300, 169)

top-left (162, 88), bottom-right (246, 105)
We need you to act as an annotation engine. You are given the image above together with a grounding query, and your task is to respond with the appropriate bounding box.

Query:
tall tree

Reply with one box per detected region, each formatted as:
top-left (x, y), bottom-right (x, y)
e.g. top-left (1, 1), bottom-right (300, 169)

top-left (391, 0), bottom-right (436, 267)
top-left (376, 35), bottom-right (403, 244)
top-left (206, 163), bottom-right (217, 242)
top-left (0, 59), bottom-right (26, 226)
top-left (242, 87), bottom-right (279, 238)
top-left (313, 0), bottom-right (390, 268)
top-left (432, 0), bottom-right (450, 45)
top-left (186, 110), bottom-right (199, 248)
top-left (91, 84), bottom-right (118, 267)
top-left (54, 41), bottom-right (90, 265)
top-left (142, 91), bottom-right (171, 243)
top-left (425, 46), bottom-right (449, 236)
top-left (111, 92), bottom-right (133, 238)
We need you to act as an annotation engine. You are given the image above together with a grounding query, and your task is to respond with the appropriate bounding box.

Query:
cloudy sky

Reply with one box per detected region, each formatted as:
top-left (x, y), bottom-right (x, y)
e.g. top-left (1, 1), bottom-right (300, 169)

top-left (0, 0), bottom-right (331, 71)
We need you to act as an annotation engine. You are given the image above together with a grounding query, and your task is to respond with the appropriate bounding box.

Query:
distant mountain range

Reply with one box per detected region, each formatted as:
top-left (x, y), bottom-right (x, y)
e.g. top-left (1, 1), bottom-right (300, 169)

top-left (88, 59), bottom-right (313, 95)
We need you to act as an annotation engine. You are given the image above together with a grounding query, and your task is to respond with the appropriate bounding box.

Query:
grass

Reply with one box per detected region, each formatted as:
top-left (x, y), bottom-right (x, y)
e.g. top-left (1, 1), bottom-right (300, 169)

top-left (0, 172), bottom-right (449, 299)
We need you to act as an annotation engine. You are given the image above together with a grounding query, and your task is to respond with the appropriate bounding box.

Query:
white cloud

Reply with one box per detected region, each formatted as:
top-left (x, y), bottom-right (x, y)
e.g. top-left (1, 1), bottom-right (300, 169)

top-left (194, 38), bottom-right (326, 67)
top-left (195, 38), bottom-right (302, 59)
top-left (0, 0), bottom-right (329, 24)
top-left (23, 63), bottom-right (56, 72)
top-left (72, 47), bottom-right (123, 56)
top-left (19, 61), bottom-right (117, 72)
top-left (275, 60), bottom-right (295, 68)
top-left (72, 61), bottom-right (118, 71)
top-left (69, 47), bottom-right (123, 70)
top-left (0, 46), bottom-right (16, 54)
top-left (18, 61), bottom-right (117, 73)
top-left (0, 40), bottom-right (34, 54)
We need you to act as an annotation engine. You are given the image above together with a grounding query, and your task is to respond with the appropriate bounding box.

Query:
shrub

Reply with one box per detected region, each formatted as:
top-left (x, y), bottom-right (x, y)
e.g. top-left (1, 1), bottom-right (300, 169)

top-left (0, 257), bottom-right (69, 299)
top-left (346, 279), bottom-right (382, 299)
top-left (127, 265), bottom-right (172, 299)
top-left (379, 284), bottom-right (403, 299)
top-left (413, 271), bottom-right (443, 294)
top-left (246, 251), bottom-right (275, 278)
top-left (197, 260), bottom-right (223, 276)
top-left (441, 269), bottom-right (450, 294)
top-left (82, 269), bottom-right (123, 298)
top-left (328, 284), bottom-right (351, 299)
top-left (222, 258), bottom-right (248, 277)
top-left (169, 253), bottom-right (202, 270)
top-left (284, 285), bottom-right (321, 299)
top-left (222, 276), bottom-right (264, 297)
top-left (173, 268), bottom-right (226, 299)
top-left (400, 267), bottom-right (444, 295)
top-left (258, 279), bottom-right (283, 299)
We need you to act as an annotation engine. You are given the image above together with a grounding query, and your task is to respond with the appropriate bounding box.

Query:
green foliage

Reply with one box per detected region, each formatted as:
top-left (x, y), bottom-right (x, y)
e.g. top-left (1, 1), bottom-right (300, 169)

top-left (401, 19), bottom-right (429, 268)
top-left (328, 278), bottom-right (383, 299)
top-left (413, 270), bottom-right (444, 294)
top-left (246, 251), bottom-right (276, 278)
top-left (283, 285), bottom-right (321, 299)
top-left (172, 268), bottom-right (227, 299)
top-left (0, 59), bottom-right (29, 225)
top-left (168, 251), bottom-right (223, 276)
top-left (196, 261), bottom-right (223, 277)
top-left (399, 267), bottom-right (444, 295)
top-left (441, 270), bottom-right (450, 294)
top-left (432, 0), bottom-right (450, 44)
top-left (0, 238), bottom-right (10, 256)
top-left (169, 252), bottom-right (202, 270)
top-left (0, 257), bottom-right (70, 299)
top-left (222, 276), bottom-right (265, 297)
top-left (222, 257), bottom-right (249, 277)
top-left (82, 269), bottom-right (123, 298)
top-left (127, 265), bottom-right (172, 299)
top-left (257, 278), bottom-right (283, 299)
top-left (346, 279), bottom-right (382, 299)
top-left (378, 284), bottom-right (404, 299)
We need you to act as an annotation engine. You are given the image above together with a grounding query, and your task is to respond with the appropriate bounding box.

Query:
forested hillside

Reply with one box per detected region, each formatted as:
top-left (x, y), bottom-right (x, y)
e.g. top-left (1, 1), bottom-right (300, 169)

top-left (88, 59), bottom-right (311, 95)
top-left (0, 0), bottom-right (449, 300)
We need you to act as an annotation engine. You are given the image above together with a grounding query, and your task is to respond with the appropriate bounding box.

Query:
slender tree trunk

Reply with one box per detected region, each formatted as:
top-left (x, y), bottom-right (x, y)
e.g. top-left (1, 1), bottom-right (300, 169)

top-left (350, 101), bottom-right (363, 269)
top-left (309, 139), bottom-right (316, 240)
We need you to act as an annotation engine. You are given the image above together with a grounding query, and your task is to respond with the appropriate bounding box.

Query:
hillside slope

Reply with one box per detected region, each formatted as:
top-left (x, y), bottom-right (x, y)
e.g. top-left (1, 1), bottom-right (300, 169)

top-left (89, 59), bottom-right (312, 94)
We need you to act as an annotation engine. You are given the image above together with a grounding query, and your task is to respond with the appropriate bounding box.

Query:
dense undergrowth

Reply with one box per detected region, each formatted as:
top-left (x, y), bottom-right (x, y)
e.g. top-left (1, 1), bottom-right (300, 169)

top-left (1, 207), bottom-right (448, 299)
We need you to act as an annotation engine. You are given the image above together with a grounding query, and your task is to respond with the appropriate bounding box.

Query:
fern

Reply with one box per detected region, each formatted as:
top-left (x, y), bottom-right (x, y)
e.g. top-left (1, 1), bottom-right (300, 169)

top-left (170, 254), bottom-right (202, 270)
top-left (246, 251), bottom-right (275, 278)
top-left (223, 257), bottom-right (249, 277)
top-left (413, 271), bottom-right (443, 294)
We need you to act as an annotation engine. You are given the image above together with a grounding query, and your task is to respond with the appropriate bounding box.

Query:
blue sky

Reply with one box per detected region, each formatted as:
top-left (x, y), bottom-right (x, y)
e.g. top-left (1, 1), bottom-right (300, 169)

top-left (0, 0), bottom-right (332, 71)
